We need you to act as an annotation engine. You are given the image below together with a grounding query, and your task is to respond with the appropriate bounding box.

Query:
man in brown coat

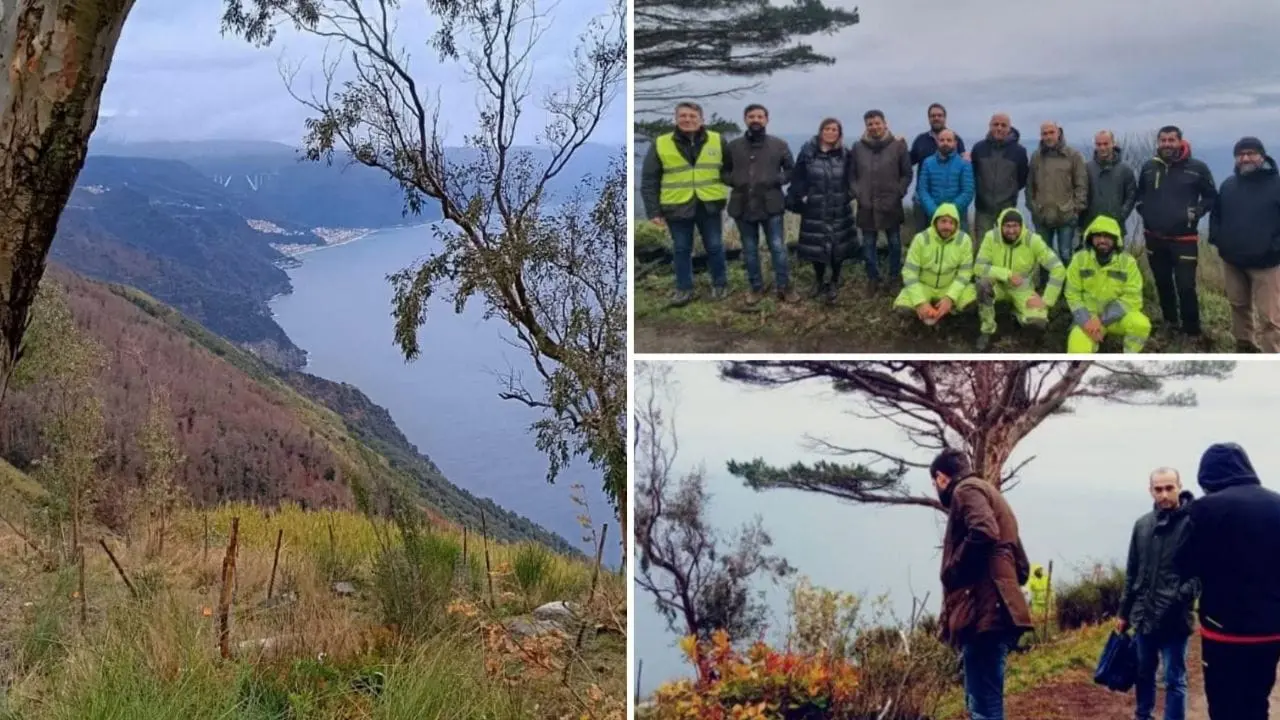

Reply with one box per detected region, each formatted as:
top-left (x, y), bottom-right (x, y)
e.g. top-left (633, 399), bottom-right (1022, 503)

top-left (932, 448), bottom-right (1034, 720)
top-left (1028, 121), bottom-right (1089, 265)
top-left (851, 109), bottom-right (912, 289)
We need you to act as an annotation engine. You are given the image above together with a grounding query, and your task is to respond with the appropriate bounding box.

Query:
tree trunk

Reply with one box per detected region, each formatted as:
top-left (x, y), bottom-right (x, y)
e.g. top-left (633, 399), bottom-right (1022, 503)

top-left (0, 0), bottom-right (136, 391)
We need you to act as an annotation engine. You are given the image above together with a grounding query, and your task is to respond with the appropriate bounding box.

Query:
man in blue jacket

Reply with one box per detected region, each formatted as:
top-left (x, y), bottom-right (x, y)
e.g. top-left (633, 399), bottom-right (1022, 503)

top-left (1209, 137), bottom-right (1280, 353)
top-left (1178, 443), bottom-right (1280, 720)
top-left (915, 130), bottom-right (974, 233)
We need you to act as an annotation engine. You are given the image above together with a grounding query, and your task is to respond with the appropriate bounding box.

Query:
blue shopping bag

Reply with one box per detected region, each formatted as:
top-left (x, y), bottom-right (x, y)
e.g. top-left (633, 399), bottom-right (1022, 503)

top-left (1093, 630), bottom-right (1137, 692)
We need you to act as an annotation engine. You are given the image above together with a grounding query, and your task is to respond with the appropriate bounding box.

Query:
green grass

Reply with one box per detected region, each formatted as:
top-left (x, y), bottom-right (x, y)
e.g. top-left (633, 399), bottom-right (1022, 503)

top-left (634, 218), bottom-right (1235, 354)
top-left (934, 623), bottom-right (1111, 718)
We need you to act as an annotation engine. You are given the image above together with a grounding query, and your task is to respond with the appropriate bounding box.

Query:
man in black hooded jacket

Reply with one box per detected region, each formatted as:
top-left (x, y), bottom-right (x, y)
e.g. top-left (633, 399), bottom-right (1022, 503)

top-left (1117, 467), bottom-right (1197, 720)
top-left (1178, 442), bottom-right (1280, 720)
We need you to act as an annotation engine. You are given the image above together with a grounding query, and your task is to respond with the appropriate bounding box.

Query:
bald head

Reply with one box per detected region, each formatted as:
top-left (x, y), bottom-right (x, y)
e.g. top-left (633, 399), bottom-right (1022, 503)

top-left (1040, 121), bottom-right (1061, 146)
top-left (1095, 130), bottom-right (1117, 160)
top-left (937, 129), bottom-right (957, 154)
top-left (989, 113), bottom-right (1011, 141)
top-left (1149, 467), bottom-right (1182, 510)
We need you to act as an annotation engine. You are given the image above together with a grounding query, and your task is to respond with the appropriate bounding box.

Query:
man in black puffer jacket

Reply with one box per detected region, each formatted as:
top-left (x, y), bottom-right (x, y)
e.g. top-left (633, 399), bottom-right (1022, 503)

top-left (1117, 467), bottom-right (1197, 720)
top-left (1178, 443), bottom-right (1280, 720)
top-left (1209, 137), bottom-right (1280, 353)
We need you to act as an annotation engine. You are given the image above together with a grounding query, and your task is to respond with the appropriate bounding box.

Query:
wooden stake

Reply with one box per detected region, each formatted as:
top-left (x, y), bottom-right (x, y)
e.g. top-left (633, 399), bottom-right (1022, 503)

top-left (99, 538), bottom-right (137, 598)
top-left (462, 525), bottom-right (468, 568)
top-left (480, 509), bottom-right (495, 609)
top-left (635, 658), bottom-right (643, 706)
top-left (267, 528), bottom-right (283, 600)
top-left (565, 523), bottom-right (610, 681)
top-left (217, 517), bottom-right (240, 659)
top-left (1044, 560), bottom-right (1054, 640)
top-left (202, 513), bottom-right (209, 565)
top-left (77, 545), bottom-right (87, 629)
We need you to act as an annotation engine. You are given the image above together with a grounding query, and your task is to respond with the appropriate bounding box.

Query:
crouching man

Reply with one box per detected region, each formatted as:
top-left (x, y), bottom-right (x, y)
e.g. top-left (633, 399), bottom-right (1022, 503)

top-left (974, 208), bottom-right (1064, 351)
top-left (1064, 215), bottom-right (1151, 353)
top-left (895, 203), bottom-right (976, 326)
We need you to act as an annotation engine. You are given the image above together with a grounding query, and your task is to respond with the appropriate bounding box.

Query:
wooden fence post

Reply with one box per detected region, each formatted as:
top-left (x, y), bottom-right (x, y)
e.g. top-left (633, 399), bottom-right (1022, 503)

top-left (267, 528), bottom-right (283, 600)
top-left (218, 517), bottom-right (240, 659)
top-left (565, 523), bottom-right (610, 681)
top-left (99, 538), bottom-right (138, 598)
top-left (480, 509), bottom-right (495, 609)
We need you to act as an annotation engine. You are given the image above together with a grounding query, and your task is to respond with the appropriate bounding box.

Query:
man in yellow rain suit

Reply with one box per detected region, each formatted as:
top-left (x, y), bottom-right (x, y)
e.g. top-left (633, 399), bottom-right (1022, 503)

top-left (895, 203), bottom-right (976, 325)
top-left (1064, 215), bottom-right (1151, 353)
top-left (1026, 563), bottom-right (1051, 616)
top-left (974, 208), bottom-right (1066, 351)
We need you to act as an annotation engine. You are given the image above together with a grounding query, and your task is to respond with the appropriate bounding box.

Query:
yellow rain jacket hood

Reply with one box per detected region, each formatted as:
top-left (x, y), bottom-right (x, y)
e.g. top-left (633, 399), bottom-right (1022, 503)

top-left (1065, 215), bottom-right (1144, 326)
top-left (900, 203), bottom-right (974, 307)
top-left (976, 208), bottom-right (1066, 306)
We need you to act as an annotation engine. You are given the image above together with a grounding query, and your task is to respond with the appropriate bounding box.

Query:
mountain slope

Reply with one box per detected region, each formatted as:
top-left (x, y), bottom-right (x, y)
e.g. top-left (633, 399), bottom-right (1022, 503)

top-left (0, 267), bottom-right (576, 553)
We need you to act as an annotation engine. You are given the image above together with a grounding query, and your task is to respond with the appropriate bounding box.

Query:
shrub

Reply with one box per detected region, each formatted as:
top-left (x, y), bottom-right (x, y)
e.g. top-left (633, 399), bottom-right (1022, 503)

top-left (634, 220), bottom-right (671, 256)
top-left (649, 630), bottom-right (861, 719)
top-left (1055, 565), bottom-right (1126, 630)
top-left (512, 542), bottom-right (554, 603)
top-left (372, 529), bottom-right (461, 636)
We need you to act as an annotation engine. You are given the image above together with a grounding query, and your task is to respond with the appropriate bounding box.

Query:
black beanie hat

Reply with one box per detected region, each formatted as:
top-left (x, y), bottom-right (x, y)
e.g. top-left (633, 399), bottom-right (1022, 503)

top-left (1234, 136), bottom-right (1266, 156)
top-left (1002, 210), bottom-right (1023, 226)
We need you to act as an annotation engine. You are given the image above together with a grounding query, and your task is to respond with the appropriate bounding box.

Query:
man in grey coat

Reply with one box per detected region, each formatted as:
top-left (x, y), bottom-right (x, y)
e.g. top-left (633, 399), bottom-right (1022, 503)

top-left (1117, 467), bottom-right (1198, 720)
top-left (1083, 130), bottom-right (1138, 235)
top-left (722, 103), bottom-right (796, 304)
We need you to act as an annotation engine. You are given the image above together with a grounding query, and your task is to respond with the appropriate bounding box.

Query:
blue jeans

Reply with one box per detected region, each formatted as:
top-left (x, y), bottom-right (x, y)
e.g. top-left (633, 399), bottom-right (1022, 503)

top-left (1040, 223), bottom-right (1078, 265)
top-left (736, 215), bottom-right (789, 291)
top-left (1134, 632), bottom-right (1188, 720)
top-left (668, 206), bottom-right (727, 292)
top-left (962, 632), bottom-right (1012, 720)
top-left (862, 227), bottom-right (903, 282)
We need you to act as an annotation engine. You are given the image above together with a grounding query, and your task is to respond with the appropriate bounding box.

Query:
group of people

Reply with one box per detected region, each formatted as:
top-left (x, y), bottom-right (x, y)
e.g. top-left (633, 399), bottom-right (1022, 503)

top-left (639, 100), bottom-right (1280, 353)
top-left (930, 444), bottom-right (1280, 720)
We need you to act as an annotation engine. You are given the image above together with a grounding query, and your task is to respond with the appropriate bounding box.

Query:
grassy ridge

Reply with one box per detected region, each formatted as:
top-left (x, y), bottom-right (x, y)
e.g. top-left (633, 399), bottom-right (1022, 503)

top-left (102, 279), bottom-right (578, 554)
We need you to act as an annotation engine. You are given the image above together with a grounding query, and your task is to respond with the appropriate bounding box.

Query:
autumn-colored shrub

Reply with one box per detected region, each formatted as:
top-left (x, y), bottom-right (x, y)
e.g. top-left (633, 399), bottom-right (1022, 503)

top-left (649, 630), bottom-right (862, 720)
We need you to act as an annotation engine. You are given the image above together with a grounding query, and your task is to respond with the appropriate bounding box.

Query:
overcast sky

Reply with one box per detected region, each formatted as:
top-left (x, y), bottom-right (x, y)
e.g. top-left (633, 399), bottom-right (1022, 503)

top-left (658, 0), bottom-right (1280, 149)
top-left (99, 0), bottom-right (624, 145)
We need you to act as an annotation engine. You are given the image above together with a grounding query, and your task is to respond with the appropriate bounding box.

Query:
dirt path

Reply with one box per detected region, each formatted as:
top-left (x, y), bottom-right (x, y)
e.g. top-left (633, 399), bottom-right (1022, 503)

top-left (1001, 636), bottom-right (1280, 719)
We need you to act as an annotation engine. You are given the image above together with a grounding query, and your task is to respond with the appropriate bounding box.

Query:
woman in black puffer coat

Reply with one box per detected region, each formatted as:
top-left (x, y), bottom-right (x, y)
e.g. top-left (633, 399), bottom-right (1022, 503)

top-left (786, 117), bottom-right (859, 303)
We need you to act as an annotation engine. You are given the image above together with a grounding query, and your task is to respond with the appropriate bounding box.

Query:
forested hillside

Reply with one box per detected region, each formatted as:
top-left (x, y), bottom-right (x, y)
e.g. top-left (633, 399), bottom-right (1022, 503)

top-left (0, 267), bottom-right (576, 553)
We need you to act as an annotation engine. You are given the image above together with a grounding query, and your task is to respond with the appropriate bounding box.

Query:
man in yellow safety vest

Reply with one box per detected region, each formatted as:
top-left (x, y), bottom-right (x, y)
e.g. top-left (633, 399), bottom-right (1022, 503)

top-left (1026, 563), bottom-right (1051, 616)
top-left (641, 101), bottom-right (730, 307)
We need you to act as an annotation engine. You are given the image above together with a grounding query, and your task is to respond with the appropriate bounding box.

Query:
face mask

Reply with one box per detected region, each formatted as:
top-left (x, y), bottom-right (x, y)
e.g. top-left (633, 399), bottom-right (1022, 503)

top-left (747, 122), bottom-right (765, 134)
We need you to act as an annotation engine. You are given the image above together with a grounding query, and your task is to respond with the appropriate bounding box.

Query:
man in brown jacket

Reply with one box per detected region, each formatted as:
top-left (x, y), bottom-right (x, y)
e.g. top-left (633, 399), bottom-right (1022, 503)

top-left (851, 109), bottom-right (912, 290)
top-left (932, 448), bottom-right (1034, 720)
top-left (1028, 122), bottom-right (1089, 265)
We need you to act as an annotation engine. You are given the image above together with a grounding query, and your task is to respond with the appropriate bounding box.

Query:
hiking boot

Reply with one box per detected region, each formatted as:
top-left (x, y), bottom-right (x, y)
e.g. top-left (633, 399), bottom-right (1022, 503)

top-left (823, 284), bottom-right (838, 306)
top-left (709, 286), bottom-right (728, 301)
top-left (668, 290), bottom-right (694, 308)
top-left (745, 289), bottom-right (765, 307)
top-left (866, 278), bottom-right (882, 295)
top-left (1236, 339), bottom-right (1262, 353)
top-left (811, 282), bottom-right (829, 300)
top-left (777, 287), bottom-right (798, 303)
top-left (976, 334), bottom-right (992, 352)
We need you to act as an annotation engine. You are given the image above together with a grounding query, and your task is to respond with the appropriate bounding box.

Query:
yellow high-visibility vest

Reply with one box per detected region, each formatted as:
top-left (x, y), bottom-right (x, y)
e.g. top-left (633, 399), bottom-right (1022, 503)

top-left (655, 130), bottom-right (727, 206)
top-left (1027, 563), bottom-right (1051, 613)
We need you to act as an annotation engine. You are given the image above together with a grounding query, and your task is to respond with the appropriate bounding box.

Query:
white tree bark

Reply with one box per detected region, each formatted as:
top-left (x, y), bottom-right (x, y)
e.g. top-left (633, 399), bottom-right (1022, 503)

top-left (0, 0), bottom-right (135, 400)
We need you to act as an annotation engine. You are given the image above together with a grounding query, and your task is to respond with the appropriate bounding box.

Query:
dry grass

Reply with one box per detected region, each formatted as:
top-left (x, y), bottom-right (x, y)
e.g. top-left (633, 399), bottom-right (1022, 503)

top-left (0, 499), bottom-right (625, 719)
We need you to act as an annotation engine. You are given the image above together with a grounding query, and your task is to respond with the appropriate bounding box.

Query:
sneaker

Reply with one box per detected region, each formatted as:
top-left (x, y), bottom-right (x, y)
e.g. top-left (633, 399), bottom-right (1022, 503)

top-left (823, 284), bottom-right (838, 306)
top-left (976, 334), bottom-right (992, 352)
top-left (745, 289), bottom-right (764, 306)
top-left (811, 282), bottom-right (829, 300)
top-left (668, 290), bottom-right (694, 308)
top-left (709, 286), bottom-right (728, 301)
top-left (777, 287), bottom-right (798, 303)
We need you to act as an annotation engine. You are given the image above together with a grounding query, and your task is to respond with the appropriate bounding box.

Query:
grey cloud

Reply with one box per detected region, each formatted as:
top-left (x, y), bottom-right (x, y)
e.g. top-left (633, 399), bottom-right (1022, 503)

top-left (100, 0), bottom-right (623, 144)
top-left (660, 0), bottom-right (1280, 145)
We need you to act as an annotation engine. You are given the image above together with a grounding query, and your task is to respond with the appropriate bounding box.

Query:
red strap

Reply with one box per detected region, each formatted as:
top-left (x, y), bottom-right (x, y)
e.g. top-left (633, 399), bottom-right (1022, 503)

top-left (1201, 626), bottom-right (1280, 644)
